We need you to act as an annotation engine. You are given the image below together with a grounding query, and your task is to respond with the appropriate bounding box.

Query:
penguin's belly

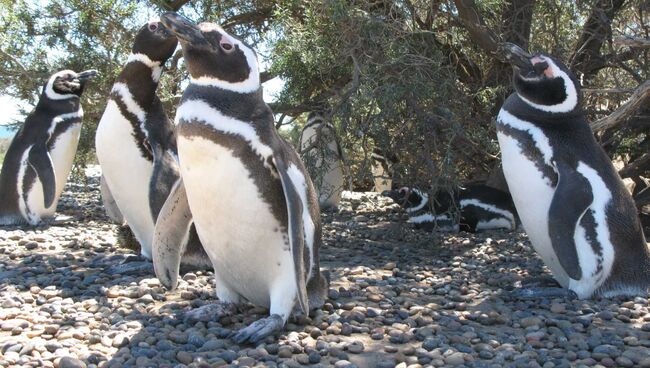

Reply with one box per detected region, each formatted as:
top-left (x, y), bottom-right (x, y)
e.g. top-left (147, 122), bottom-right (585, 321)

top-left (42, 123), bottom-right (82, 216)
top-left (96, 101), bottom-right (154, 256)
top-left (178, 136), bottom-right (294, 307)
top-left (497, 132), bottom-right (569, 286)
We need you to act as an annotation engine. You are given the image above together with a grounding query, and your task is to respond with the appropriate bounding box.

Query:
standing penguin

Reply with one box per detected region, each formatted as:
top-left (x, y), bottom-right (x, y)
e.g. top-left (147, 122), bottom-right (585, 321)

top-left (96, 20), bottom-right (209, 268)
top-left (299, 112), bottom-right (344, 209)
top-left (154, 13), bottom-right (329, 344)
top-left (371, 148), bottom-right (397, 192)
top-left (496, 42), bottom-right (649, 299)
top-left (0, 69), bottom-right (97, 225)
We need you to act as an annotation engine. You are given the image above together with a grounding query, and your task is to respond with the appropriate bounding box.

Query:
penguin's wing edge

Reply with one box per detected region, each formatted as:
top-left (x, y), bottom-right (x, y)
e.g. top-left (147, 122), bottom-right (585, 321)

top-left (152, 178), bottom-right (193, 291)
top-left (548, 160), bottom-right (593, 281)
top-left (273, 152), bottom-right (309, 315)
top-left (27, 143), bottom-right (56, 208)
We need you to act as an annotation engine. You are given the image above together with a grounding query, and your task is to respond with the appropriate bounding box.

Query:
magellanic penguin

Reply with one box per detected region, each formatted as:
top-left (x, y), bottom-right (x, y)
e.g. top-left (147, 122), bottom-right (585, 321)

top-left (155, 13), bottom-right (329, 344)
top-left (0, 69), bottom-right (97, 225)
top-left (382, 184), bottom-right (518, 232)
top-left (96, 20), bottom-right (209, 268)
top-left (299, 112), bottom-right (344, 209)
top-left (371, 148), bottom-right (397, 192)
top-left (496, 42), bottom-right (649, 299)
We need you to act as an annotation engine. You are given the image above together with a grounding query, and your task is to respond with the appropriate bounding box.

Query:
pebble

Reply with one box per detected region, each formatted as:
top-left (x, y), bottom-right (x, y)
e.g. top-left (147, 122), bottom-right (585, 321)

top-left (1, 170), bottom-right (649, 368)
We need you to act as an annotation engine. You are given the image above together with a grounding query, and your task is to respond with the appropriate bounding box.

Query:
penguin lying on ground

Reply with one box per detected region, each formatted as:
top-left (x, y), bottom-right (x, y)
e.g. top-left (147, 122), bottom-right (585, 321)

top-left (496, 42), bottom-right (650, 299)
top-left (95, 20), bottom-right (209, 270)
top-left (299, 112), bottom-right (344, 209)
top-left (154, 12), bottom-right (329, 344)
top-left (0, 69), bottom-right (97, 225)
top-left (382, 184), bottom-right (518, 232)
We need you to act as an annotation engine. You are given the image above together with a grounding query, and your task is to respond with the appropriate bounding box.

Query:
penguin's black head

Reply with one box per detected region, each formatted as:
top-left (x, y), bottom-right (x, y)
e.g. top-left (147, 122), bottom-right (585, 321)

top-left (132, 19), bottom-right (178, 63)
top-left (160, 12), bottom-right (260, 93)
top-left (497, 42), bottom-right (581, 114)
top-left (382, 187), bottom-right (424, 209)
top-left (45, 69), bottom-right (98, 99)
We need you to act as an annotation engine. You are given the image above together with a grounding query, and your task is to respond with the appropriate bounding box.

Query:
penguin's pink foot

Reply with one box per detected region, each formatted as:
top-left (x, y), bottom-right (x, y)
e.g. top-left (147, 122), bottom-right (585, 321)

top-left (231, 314), bottom-right (284, 344)
top-left (184, 302), bottom-right (236, 324)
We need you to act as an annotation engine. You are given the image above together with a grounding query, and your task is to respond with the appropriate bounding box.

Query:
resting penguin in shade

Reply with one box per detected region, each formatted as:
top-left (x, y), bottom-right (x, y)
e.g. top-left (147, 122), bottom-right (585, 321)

top-left (382, 184), bottom-right (518, 232)
top-left (0, 69), bottom-right (97, 225)
top-left (496, 42), bottom-right (649, 299)
top-left (154, 12), bottom-right (329, 344)
top-left (95, 20), bottom-right (209, 269)
top-left (299, 112), bottom-right (344, 209)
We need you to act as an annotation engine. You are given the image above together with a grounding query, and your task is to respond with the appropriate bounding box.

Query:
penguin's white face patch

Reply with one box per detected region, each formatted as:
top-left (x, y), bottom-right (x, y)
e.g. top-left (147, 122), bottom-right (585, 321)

top-left (126, 53), bottom-right (163, 82)
top-left (45, 70), bottom-right (80, 100)
top-left (405, 189), bottom-right (428, 213)
top-left (515, 56), bottom-right (579, 113)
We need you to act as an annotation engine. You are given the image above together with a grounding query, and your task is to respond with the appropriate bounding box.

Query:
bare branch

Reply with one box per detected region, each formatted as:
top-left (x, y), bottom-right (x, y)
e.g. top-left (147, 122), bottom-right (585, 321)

top-left (453, 0), bottom-right (500, 54)
top-left (591, 80), bottom-right (650, 132)
top-left (614, 36), bottom-right (650, 49)
top-left (619, 153), bottom-right (650, 178)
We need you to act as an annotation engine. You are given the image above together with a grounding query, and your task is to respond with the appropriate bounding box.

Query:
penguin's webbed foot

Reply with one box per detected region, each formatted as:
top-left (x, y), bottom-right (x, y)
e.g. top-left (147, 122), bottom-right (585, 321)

top-left (516, 275), bottom-right (562, 288)
top-left (106, 259), bottom-right (154, 275)
top-left (231, 314), bottom-right (284, 344)
top-left (510, 287), bottom-right (578, 300)
top-left (184, 302), bottom-right (237, 324)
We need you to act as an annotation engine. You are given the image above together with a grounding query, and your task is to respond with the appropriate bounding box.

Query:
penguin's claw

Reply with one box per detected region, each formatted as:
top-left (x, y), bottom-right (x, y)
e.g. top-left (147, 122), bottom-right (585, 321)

top-left (184, 302), bottom-right (236, 324)
top-left (231, 314), bottom-right (284, 344)
top-left (510, 287), bottom-right (578, 300)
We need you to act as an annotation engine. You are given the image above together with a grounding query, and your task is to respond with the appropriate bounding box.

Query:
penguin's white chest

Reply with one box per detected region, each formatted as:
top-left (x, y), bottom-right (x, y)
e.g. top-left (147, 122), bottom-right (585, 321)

top-left (96, 100), bottom-right (154, 257)
top-left (178, 135), bottom-right (294, 307)
top-left (47, 123), bottom-right (82, 212)
top-left (497, 130), bottom-right (569, 286)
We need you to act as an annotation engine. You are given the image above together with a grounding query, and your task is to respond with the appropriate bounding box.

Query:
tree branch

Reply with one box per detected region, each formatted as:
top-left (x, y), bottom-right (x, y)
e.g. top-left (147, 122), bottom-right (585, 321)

top-left (453, 0), bottom-right (500, 54)
top-left (614, 36), bottom-right (650, 49)
top-left (591, 80), bottom-right (650, 132)
top-left (619, 153), bottom-right (650, 178)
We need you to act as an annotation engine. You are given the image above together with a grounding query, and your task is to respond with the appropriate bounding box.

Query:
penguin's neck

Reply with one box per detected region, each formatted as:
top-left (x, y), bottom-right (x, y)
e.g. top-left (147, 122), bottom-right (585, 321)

top-left (116, 53), bottom-right (165, 110)
top-left (184, 83), bottom-right (271, 125)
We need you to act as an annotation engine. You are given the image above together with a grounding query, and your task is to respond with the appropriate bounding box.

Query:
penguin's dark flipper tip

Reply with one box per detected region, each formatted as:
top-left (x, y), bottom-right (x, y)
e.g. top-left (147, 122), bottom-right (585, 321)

top-left (509, 287), bottom-right (578, 300)
top-left (231, 314), bottom-right (284, 345)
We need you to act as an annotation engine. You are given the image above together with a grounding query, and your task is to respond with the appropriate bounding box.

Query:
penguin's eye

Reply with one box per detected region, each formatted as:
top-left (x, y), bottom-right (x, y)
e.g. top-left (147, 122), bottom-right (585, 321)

top-left (220, 41), bottom-right (234, 53)
top-left (148, 23), bottom-right (158, 32)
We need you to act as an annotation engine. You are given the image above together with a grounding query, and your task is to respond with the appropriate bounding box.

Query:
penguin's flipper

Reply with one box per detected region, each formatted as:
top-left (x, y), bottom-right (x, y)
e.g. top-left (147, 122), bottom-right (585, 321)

top-left (100, 175), bottom-right (124, 224)
top-left (149, 149), bottom-right (180, 221)
top-left (27, 143), bottom-right (56, 208)
top-left (152, 178), bottom-right (193, 290)
top-left (272, 152), bottom-right (309, 315)
top-left (548, 161), bottom-right (593, 281)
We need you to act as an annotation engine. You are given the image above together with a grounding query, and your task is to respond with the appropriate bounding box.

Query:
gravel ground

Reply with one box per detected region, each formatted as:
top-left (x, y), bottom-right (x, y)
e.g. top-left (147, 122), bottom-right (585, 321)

top-left (1, 167), bottom-right (649, 368)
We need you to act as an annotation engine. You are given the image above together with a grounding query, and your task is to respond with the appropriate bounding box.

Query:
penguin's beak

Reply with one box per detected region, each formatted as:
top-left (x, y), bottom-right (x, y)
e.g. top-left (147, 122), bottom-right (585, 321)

top-left (496, 42), bottom-right (533, 70)
top-left (77, 69), bottom-right (98, 81)
top-left (161, 12), bottom-right (208, 46)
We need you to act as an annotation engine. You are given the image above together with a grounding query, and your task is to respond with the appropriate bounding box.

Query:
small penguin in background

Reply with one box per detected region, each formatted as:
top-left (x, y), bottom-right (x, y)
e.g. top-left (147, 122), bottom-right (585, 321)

top-left (371, 148), bottom-right (397, 192)
top-left (95, 19), bottom-right (209, 269)
top-left (496, 42), bottom-right (649, 299)
top-left (382, 184), bottom-right (517, 232)
top-left (299, 112), bottom-right (344, 209)
top-left (0, 69), bottom-right (97, 225)
top-left (155, 12), bottom-right (329, 344)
